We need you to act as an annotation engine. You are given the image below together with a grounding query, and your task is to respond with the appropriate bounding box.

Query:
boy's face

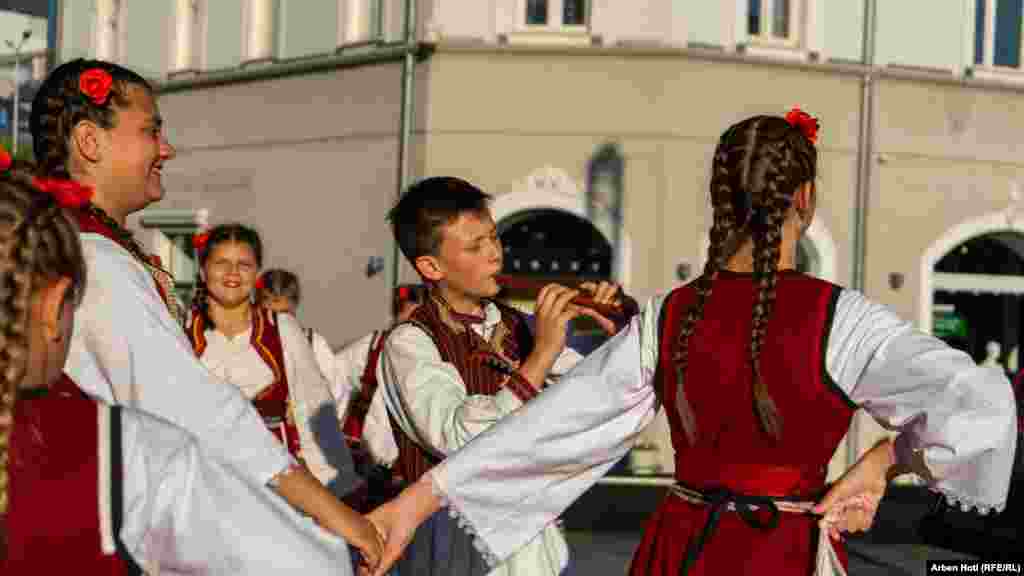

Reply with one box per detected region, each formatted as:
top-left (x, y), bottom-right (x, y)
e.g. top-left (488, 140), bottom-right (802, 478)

top-left (425, 210), bottom-right (503, 302)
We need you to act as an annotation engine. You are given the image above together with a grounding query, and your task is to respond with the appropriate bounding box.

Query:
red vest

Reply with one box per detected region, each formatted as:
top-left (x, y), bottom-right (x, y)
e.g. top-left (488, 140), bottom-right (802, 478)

top-left (390, 296), bottom-right (534, 483)
top-left (188, 308), bottom-right (302, 458)
top-left (2, 375), bottom-right (140, 574)
top-left (656, 270), bottom-right (856, 494)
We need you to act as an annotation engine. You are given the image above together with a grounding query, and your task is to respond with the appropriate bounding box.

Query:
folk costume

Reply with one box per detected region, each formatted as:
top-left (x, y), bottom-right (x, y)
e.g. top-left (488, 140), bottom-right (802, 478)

top-left (65, 206), bottom-right (292, 486)
top-left (187, 305), bottom-right (359, 496)
top-left (335, 329), bottom-right (399, 469)
top-left (424, 272), bottom-right (1017, 576)
top-left (2, 375), bottom-right (354, 575)
top-left (379, 292), bottom-right (582, 576)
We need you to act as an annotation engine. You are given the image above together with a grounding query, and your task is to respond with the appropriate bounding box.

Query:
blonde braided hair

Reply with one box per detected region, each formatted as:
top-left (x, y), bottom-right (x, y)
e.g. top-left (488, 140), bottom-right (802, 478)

top-left (0, 165), bottom-right (86, 559)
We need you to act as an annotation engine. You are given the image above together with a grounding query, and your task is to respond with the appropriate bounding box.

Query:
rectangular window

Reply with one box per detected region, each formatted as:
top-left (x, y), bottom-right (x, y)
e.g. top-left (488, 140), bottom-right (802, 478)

top-left (526, 0), bottom-right (547, 26)
top-left (523, 0), bottom-right (588, 29)
top-left (975, 0), bottom-right (1023, 68)
top-left (747, 0), bottom-right (799, 44)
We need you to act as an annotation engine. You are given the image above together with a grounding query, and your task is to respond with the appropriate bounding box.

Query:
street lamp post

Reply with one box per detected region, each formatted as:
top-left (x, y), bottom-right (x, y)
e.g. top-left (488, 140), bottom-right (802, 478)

top-left (6, 29), bottom-right (33, 157)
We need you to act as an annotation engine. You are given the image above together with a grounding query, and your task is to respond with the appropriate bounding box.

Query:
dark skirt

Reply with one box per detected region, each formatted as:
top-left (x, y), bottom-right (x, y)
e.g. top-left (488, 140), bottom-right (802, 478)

top-left (395, 508), bottom-right (492, 576)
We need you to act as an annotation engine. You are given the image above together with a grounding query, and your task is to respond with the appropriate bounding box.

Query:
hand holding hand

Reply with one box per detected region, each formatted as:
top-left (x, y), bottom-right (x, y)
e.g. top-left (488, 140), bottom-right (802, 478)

top-left (812, 439), bottom-right (894, 539)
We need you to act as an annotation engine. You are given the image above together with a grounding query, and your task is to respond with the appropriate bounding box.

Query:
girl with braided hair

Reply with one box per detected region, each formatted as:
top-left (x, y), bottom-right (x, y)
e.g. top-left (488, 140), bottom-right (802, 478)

top-left (0, 167), bottom-right (363, 573)
top-left (186, 223), bottom-right (361, 500)
top-left (28, 59), bottom-right (382, 569)
top-left (365, 111), bottom-right (1018, 576)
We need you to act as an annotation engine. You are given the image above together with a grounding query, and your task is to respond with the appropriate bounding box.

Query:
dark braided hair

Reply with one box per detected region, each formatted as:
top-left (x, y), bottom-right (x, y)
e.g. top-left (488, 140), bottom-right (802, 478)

top-left (260, 269), bottom-right (301, 307)
top-left (673, 115), bottom-right (818, 445)
top-left (193, 223), bottom-right (263, 331)
top-left (0, 165), bottom-right (87, 560)
top-left (29, 59), bottom-right (152, 180)
top-left (387, 177), bottom-right (492, 268)
top-left (26, 60), bottom-right (178, 320)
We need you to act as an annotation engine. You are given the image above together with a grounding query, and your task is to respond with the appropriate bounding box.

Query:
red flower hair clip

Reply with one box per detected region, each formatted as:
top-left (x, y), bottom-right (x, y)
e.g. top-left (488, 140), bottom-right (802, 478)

top-left (79, 68), bottom-right (114, 106)
top-left (255, 276), bottom-right (266, 291)
top-left (784, 107), bottom-right (820, 144)
top-left (192, 232), bottom-right (210, 252)
top-left (31, 178), bottom-right (94, 209)
top-left (0, 145), bottom-right (11, 172)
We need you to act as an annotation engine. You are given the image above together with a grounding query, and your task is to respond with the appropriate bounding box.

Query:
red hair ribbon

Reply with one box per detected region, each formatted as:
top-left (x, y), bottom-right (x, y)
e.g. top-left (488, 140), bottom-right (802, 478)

top-left (784, 108), bottom-right (820, 144)
top-left (31, 177), bottom-right (94, 209)
top-left (192, 232), bottom-right (210, 252)
top-left (79, 68), bottom-right (114, 106)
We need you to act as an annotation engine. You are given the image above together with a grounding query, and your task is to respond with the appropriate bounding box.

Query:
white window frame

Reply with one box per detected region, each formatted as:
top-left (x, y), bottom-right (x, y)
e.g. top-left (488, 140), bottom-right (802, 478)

top-left (740, 0), bottom-right (817, 62)
top-left (969, 0), bottom-right (1024, 84)
top-left (748, 0), bottom-right (800, 47)
top-left (137, 209), bottom-right (209, 307)
top-left (508, 0), bottom-right (591, 45)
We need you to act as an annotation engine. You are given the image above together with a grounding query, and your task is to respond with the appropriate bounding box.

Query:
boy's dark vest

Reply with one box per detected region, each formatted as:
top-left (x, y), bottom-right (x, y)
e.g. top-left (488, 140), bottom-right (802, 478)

top-left (187, 307), bottom-right (302, 458)
top-left (389, 296), bottom-right (534, 483)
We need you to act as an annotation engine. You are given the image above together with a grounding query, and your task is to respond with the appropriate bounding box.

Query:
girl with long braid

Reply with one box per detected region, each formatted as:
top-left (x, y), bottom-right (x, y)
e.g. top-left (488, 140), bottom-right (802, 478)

top-left (366, 111), bottom-right (1018, 575)
top-left (28, 59), bottom-right (381, 569)
top-left (187, 223), bottom-right (360, 499)
top-left (0, 166), bottom-right (360, 573)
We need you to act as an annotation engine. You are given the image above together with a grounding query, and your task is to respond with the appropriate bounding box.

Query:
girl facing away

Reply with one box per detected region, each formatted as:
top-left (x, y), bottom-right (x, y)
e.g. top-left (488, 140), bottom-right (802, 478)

top-left (366, 111), bottom-right (1018, 575)
top-left (0, 165), bottom-right (366, 574)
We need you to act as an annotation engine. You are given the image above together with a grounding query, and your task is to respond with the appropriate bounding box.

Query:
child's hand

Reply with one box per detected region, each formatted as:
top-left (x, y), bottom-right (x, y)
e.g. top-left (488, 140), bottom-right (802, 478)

top-left (812, 439), bottom-right (893, 539)
top-left (350, 514), bottom-right (384, 573)
top-left (578, 281), bottom-right (631, 335)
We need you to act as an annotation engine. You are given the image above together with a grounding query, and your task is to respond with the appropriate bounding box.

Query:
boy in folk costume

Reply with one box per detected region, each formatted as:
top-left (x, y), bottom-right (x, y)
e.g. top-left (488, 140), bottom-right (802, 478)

top-left (29, 59), bottom-right (381, 565)
top-left (367, 112), bottom-right (1018, 576)
top-left (0, 167), bottom-right (360, 574)
top-left (378, 176), bottom-right (627, 576)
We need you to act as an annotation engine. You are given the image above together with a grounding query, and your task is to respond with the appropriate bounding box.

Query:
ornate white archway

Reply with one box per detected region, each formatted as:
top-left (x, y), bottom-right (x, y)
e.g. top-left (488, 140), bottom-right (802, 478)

top-left (489, 166), bottom-right (633, 289)
top-left (918, 210), bottom-right (1024, 332)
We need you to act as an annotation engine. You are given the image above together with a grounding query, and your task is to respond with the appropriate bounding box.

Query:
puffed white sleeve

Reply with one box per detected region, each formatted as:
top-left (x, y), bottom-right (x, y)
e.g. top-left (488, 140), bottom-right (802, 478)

top-left (66, 235), bottom-right (291, 485)
top-left (425, 295), bottom-right (665, 565)
top-left (117, 407), bottom-right (354, 575)
top-left (277, 313), bottom-right (359, 496)
top-left (827, 288), bottom-right (1018, 514)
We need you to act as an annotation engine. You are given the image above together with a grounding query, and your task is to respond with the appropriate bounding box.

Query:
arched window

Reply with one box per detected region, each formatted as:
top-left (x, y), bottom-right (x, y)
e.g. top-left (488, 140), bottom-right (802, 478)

top-left (497, 208), bottom-right (612, 356)
top-left (932, 231), bottom-right (1024, 373)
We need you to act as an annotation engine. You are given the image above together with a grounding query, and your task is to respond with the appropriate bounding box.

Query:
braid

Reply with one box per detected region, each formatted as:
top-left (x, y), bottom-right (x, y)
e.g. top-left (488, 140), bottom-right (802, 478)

top-left (191, 275), bottom-right (213, 329)
top-left (675, 114), bottom-right (818, 445)
top-left (0, 167), bottom-right (86, 560)
top-left (672, 149), bottom-right (742, 445)
top-left (747, 143), bottom-right (796, 440)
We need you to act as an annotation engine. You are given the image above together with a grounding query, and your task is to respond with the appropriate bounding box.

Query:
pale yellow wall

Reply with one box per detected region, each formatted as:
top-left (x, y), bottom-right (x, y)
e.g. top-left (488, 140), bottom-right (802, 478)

top-left (135, 64), bottom-right (408, 346)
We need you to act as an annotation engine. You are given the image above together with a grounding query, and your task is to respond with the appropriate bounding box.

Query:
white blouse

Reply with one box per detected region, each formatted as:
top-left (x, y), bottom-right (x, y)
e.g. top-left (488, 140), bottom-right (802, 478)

top-left (333, 330), bottom-right (400, 467)
top-left (428, 289), bottom-right (1019, 567)
top-left (67, 233), bottom-right (290, 486)
top-left (378, 301), bottom-right (583, 576)
top-left (198, 312), bottom-right (346, 489)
